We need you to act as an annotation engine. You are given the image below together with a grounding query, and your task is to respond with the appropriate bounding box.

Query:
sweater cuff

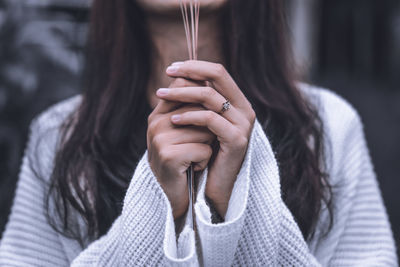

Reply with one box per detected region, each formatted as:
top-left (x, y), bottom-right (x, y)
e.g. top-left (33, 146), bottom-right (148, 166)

top-left (164, 212), bottom-right (198, 266)
top-left (193, 119), bottom-right (256, 266)
top-left (131, 152), bottom-right (198, 266)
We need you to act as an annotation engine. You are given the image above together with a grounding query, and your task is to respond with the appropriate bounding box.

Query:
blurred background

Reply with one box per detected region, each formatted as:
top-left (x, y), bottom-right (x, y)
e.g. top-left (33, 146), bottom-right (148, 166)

top-left (0, 0), bottom-right (399, 258)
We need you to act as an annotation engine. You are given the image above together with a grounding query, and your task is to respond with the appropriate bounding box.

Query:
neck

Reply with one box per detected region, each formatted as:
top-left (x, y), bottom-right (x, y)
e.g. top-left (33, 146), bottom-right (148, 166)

top-left (145, 11), bottom-right (225, 108)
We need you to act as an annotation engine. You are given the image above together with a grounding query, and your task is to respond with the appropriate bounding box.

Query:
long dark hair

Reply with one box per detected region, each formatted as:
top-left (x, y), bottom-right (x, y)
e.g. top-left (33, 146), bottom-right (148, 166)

top-left (47, 0), bottom-right (332, 244)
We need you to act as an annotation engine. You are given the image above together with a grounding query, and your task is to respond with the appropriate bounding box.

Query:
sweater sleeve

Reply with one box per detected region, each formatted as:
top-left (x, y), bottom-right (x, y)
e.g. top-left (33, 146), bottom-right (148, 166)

top-left (193, 111), bottom-right (397, 266)
top-left (193, 123), bottom-right (252, 267)
top-left (310, 112), bottom-right (398, 266)
top-left (71, 150), bottom-right (200, 266)
top-left (0, 116), bottom-right (199, 266)
top-left (71, 149), bottom-right (200, 266)
top-left (0, 118), bottom-right (70, 266)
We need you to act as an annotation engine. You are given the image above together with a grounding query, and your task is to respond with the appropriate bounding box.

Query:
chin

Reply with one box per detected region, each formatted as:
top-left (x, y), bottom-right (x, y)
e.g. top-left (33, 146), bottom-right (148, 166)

top-left (135, 0), bottom-right (228, 15)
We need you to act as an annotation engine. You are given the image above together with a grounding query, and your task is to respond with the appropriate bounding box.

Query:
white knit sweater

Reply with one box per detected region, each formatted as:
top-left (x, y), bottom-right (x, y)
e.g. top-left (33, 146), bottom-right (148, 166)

top-left (0, 84), bottom-right (397, 266)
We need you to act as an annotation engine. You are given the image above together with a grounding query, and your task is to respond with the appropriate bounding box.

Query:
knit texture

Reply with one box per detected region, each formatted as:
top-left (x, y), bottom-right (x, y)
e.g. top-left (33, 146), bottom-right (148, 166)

top-left (0, 84), bottom-right (397, 266)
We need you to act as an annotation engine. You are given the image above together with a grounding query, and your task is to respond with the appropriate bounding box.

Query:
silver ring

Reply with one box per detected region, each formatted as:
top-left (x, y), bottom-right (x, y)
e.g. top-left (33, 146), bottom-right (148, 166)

top-left (220, 100), bottom-right (231, 114)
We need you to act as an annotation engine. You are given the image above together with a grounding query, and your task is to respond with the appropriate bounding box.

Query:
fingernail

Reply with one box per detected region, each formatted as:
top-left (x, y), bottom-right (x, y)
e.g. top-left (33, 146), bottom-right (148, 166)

top-left (171, 115), bottom-right (181, 122)
top-left (172, 61), bottom-right (184, 66)
top-left (166, 65), bottom-right (180, 74)
top-left (156, 88), bottom-right (169, 96)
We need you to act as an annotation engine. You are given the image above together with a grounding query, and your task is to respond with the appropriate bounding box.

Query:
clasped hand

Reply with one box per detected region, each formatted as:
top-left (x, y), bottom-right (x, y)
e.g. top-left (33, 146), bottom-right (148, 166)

top-left (147, 60), bottom-right (256, 220)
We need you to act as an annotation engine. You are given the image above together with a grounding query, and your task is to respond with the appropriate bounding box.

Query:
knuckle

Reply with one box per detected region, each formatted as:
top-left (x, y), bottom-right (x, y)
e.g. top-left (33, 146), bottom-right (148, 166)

top-left (147, 120), bottom-right (156, 134)
top-left (147, 118), bottom-right (164, 136)
top-left (159, 148), bottom-right (173, 163)
top-left (231, 130), bottom-right (248, 147)
top-left (205, 110), bottom-right (215, 123)
top-left (248, 109), bottom-right (256, 123)
top-left (152, 133), bottom-right (165, 150)
top-left (231, 129), bottom-right (241, 140)
top-left (214, 63), bottom-right (226, 77)
top-left (200, 87), bottom-right (215, 102)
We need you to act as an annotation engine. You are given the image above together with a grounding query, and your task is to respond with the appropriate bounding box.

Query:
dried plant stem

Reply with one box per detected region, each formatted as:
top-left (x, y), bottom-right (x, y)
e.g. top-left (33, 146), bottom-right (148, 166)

top-left (179, 0), bottom-right (200, 233)
top-left (179, 0), bottom-right (192, 59)
top-left (195, 0), bottom-right (200, 59)
top-left (179, 0), bottom-right (200, 60)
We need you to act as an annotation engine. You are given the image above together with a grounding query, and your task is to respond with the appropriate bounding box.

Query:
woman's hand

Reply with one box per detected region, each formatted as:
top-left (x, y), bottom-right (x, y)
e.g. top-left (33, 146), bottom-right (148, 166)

top-left (158, 60), bottom-right (256, 218)
top-left (147, 78), bottom-right (216, 220)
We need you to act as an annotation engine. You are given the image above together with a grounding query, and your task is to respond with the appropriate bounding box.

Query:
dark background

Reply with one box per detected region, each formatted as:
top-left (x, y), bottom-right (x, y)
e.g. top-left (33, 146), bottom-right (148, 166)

top-left (0, 0), bottom-right (399, 258)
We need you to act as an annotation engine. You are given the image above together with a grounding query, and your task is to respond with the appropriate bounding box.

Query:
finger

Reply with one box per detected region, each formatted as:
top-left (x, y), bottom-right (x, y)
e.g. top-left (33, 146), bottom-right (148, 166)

top-left (153, 99), bottom-right (182, 114)
top-left (166, 61), bottom-right (249, 109)
top-left (153, 78), bottom-right (204, 114)
top-left (148, 104), bottom-right (208, 144)
top-left (158, 86), bottom-right (225, 111)
top-left (171, 110), bottom-right (238, 144)
top-left (169, 77), bottom-right (206, 88)
top-left (161, 126), bottom-right (216, 145)
top-left (156, 86), bottom-right (243, 124)
top-left (167, 143), bottom-right (212, 173)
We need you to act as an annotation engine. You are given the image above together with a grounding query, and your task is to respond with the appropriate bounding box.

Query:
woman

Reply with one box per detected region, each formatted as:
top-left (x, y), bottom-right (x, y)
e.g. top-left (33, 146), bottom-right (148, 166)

top-left (0, 0), bottom-right (397, 266)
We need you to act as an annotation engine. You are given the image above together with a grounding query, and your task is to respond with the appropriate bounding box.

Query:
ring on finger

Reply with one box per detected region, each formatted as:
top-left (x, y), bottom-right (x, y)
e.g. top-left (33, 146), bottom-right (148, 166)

top-left (220, 100), bottom-right (231, 114)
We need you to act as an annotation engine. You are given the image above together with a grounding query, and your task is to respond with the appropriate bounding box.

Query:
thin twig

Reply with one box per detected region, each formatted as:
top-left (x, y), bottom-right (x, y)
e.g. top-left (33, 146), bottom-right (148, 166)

top-left (190, 0), bottom-right (196, 60)
top-left (180, 0), bottom-right (192, 59)
top-left (179, 0), bottom-right (199, 60)
top-left (195, 0), bottom-right (200, 60)
top-left (179, 0), bottom-right (200, 233)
